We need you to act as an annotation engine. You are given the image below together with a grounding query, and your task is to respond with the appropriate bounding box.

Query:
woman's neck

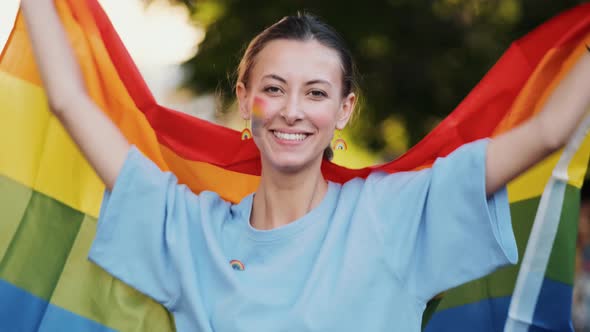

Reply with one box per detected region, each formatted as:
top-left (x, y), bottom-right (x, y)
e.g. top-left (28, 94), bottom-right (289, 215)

top-left (250, 160), bottom-right (328, 230)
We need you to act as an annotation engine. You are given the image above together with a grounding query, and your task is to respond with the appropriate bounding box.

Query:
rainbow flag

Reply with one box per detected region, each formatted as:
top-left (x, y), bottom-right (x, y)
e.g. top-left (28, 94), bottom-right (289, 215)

top-left (1, 0), bottom-right (589, 331)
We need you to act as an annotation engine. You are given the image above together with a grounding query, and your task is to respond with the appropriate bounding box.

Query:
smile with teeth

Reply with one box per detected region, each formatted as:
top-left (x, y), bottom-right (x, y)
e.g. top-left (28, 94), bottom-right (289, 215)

top-left (272, 130), bottom-right (309, 141)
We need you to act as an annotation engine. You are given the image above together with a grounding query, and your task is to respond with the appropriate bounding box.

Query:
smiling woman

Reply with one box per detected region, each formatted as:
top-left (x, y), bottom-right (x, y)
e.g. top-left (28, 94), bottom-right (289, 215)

top-left (237, 39), bottom-right (355, 178)
top-left (12, 0), bottom-right (590, 331)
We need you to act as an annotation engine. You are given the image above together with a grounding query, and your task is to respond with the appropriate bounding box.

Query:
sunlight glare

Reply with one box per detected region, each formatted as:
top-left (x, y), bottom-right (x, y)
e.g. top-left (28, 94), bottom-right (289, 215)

top-left (0, 0), bottom-right (203, 67)
top-left (0, 0), bottom-right (19, 54)
top-left (98, 0), bottom-right (203, 67)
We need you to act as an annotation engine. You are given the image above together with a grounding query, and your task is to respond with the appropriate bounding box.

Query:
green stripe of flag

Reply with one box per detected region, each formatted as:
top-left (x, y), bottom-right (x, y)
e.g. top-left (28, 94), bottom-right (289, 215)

top-left (0, 175), bottom-right (32, 261)
top-left (436, 184), bottom-right (579, 311)
top-left (0, 176), bottom-right (84, 301)
top-left (0, 175), bottom-right (175, 331)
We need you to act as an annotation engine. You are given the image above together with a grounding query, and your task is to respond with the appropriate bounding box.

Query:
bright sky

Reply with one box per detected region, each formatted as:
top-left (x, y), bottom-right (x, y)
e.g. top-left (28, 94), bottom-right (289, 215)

top-left (0, 0), bottom-right (202, 67)
top-left (0, 1), bottom-right (19, 52)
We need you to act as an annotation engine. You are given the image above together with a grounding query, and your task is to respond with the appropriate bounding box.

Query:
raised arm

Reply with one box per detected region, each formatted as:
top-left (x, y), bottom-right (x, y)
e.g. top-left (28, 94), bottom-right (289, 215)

top-left (21, 0), bottom-right (129, 190)
top-left (485, 48), bottom-right (590, 195)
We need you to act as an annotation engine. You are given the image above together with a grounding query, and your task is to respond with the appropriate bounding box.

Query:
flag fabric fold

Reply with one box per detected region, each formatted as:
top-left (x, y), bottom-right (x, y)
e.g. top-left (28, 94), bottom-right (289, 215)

top-left (1, 0), bottom-right (590, 331)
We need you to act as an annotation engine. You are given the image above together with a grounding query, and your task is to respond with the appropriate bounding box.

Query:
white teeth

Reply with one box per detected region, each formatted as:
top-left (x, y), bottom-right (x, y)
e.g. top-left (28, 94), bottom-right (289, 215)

top-left (273, 131), bottom-right (308, 141)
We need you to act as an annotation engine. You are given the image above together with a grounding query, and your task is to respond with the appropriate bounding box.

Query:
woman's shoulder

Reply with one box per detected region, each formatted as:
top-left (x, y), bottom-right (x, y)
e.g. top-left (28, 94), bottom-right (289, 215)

top-left (190, 189), bottom-right (237, 214)
top-left (362, 169), bottom-right (430, 191)
top-left (337, 169), bottom-right (430, 206)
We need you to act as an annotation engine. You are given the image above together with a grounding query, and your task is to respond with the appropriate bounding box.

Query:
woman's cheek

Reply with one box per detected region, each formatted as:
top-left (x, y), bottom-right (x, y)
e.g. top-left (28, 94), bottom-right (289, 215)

top-left (309, 105), bottom-right (338, 129)
top-left (251, 96), bottom-right (270, 136)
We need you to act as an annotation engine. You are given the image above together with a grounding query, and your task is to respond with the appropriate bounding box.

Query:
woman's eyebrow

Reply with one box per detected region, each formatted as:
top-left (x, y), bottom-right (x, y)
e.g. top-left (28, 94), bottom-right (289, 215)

top-left (261, 74), bottom-right (332, 87)
top-left (262, 74), bottom-right (287, 84)
top-left (305, 79), bottom-right (331, 87)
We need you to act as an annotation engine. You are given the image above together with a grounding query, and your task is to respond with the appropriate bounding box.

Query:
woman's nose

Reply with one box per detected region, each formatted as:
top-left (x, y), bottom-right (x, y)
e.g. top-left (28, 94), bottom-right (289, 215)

top-left (281, 96), bottom-right (304, 124)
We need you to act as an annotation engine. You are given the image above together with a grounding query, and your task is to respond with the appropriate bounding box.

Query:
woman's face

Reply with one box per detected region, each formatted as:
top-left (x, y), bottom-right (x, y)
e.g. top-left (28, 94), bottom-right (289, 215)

top-left (237, 39), bottom-right (355, 174)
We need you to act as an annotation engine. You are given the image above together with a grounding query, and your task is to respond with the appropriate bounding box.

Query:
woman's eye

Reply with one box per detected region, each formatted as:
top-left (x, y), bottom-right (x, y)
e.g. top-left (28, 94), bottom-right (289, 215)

top-left (309, 90), bottom-right (327, 98)
top-left (264, 86), bottom-right (282, 94)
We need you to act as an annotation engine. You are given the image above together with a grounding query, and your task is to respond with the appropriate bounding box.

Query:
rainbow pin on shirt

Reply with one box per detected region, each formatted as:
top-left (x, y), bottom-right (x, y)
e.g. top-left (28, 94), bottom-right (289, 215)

top-left (230, 259), bottom-right (245, 271)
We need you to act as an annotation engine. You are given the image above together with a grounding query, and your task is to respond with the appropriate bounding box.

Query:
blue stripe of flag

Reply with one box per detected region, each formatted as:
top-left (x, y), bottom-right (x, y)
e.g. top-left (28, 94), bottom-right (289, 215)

top-left (425, 277), bottom-right (573, 331)
top-left (0, 278), bottom-right (115, 332)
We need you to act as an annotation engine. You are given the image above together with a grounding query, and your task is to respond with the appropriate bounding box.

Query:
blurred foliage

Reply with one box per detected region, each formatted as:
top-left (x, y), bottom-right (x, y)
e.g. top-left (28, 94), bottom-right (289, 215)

top-left (150, 0), bottom-right (588, 158)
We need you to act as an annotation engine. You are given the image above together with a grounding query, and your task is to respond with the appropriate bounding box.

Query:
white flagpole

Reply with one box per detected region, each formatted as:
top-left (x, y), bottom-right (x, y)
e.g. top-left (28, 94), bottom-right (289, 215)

top-left (504, 112), bottom-right (590, 331)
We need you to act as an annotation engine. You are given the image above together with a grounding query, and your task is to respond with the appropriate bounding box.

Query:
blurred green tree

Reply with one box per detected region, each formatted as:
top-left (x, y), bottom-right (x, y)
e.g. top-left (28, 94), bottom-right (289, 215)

top-left (151, 0), bottom-right (587, 157)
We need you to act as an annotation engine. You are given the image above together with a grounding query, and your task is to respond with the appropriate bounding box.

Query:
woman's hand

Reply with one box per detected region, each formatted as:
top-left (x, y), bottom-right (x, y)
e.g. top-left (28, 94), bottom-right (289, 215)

top-left (485, 47), bottom-right (590, 195)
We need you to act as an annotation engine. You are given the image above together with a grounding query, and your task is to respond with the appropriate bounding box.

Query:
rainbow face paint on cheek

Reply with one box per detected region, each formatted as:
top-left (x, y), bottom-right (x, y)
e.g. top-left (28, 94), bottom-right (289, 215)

top-left (251, 97), bottom-right (266, 135)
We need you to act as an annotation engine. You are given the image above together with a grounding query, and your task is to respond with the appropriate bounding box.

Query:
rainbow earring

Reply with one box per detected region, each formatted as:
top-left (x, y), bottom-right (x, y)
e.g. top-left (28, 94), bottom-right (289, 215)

top-left (241, 119), bottom-right (252, 140)
top-left (332, 131), bottom-right (347, 152)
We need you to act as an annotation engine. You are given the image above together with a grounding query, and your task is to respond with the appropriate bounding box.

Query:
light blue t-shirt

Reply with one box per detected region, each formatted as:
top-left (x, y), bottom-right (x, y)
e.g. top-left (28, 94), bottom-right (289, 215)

top-left (89, 139), bottom-right (518, 332)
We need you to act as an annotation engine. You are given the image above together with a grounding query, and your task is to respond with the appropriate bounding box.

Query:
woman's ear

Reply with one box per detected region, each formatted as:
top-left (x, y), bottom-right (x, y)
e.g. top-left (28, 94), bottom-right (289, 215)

top-left (236, 82), bottom-right (250, 120)
top-left (336, 92), bottom-right (356, 130)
